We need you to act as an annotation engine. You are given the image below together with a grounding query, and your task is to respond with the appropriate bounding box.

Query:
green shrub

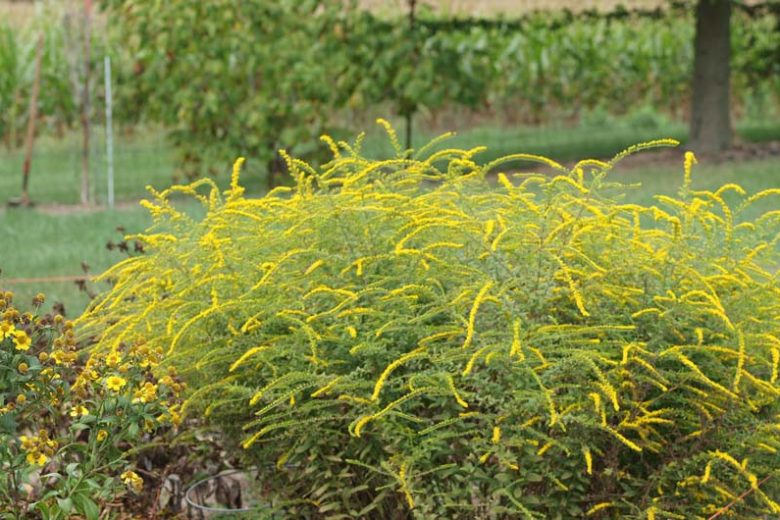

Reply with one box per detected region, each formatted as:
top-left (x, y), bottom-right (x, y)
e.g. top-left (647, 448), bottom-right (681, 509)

top-left (78, 125), bottom-right (780, 518)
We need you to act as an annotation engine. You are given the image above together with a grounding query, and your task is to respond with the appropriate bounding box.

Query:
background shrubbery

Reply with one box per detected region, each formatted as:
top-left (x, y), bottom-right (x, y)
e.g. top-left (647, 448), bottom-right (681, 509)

top-left (77, 129), bottom-right (780, 518)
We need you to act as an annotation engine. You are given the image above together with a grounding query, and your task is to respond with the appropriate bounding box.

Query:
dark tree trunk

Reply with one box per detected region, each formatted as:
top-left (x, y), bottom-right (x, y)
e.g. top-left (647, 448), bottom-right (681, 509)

top-left (689, 0), bottom-right (732, 153)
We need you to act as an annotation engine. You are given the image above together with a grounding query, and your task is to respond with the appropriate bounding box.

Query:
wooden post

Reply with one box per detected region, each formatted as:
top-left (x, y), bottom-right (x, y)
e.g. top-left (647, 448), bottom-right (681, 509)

top-left (17, 33), bottom-right (44, 207)
top-left (80, 0), bottom-right (93, 206)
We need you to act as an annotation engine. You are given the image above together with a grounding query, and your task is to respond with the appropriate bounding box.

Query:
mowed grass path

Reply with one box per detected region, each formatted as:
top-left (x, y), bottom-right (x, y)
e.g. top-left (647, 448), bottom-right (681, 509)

top-left (2, 156), bottom-right (778, 316)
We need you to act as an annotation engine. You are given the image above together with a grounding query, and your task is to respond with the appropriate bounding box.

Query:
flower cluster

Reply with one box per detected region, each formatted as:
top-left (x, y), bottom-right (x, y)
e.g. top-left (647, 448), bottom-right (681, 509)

top-left (0, 291), bottom-right (183, 517)
top-left (18, 430), bottom-right (57, 466)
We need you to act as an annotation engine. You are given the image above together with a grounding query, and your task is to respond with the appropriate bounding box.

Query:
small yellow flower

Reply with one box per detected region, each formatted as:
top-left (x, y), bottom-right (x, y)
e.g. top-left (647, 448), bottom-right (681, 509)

top-left (38, 351), bottom-right (49, 362)
top-left (132, 382), bottom-right (158, 404)
top-left (96, 429), bottom-right (108, 442)
top-left (69, 405), bottom-right (89, 417)
top-left (19, 435), bottom-right (35, 450)
top-left (13, 330), bottom-right (31, 351)
top-left (17, 362), bottom-right (28, 374)
top-left (105, 375), bottom-right (127, 392)
top-left (120, 470), bottom-right (144, 493)
top-left (16, 394), bottom-right (26, 405)
top-left (0, 321), bottom-right (14, 340)
top-left (105, 351), bottom-right (122, 367)
top-left (26, 452), bottom-right (47, 466)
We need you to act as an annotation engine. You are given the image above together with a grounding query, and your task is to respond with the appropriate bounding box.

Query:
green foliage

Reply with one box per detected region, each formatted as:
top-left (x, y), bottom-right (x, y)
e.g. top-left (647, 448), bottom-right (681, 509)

top-left (79, 128), bottom-right (780, 518)
top-left (100, 1), bottom-right (780, 182)
top-left (0, 291), bottom-right (183, 518)
top-left (100, 0), bottom-right (355, 181)
top-left (0, 4), bottom-right (113, 151)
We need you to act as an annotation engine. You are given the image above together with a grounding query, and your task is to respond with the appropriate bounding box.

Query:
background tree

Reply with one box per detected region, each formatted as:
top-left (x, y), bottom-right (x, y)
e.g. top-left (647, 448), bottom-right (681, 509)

top-left (101, 0), bottom-right (356, 185)
top-left (689, 0), bottom-right (733, 153)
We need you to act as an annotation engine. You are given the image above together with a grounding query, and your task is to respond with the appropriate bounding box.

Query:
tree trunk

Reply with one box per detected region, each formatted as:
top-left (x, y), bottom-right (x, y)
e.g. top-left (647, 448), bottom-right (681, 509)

top-left (689, 0), bottom-right (732, 154)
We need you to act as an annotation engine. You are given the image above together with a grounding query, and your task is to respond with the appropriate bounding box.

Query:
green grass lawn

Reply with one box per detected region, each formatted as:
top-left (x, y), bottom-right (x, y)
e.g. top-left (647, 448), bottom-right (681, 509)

top-left (3, 116), bottom-right (779, 206)
top-left (0, 205), bottom-right (153, 316)
top-left (0, 127), bottom-right (177, 206)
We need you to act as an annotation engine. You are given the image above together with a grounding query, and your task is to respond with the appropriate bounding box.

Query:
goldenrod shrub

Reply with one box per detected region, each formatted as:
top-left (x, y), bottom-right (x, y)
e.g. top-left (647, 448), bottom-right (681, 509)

top-left (77, 126), bottom-right (780, 518)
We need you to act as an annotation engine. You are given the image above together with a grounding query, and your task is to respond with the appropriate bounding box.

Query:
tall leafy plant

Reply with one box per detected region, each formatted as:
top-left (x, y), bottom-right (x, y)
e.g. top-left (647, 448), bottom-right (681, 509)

top-left (78, 128), bottom-right (780, 518)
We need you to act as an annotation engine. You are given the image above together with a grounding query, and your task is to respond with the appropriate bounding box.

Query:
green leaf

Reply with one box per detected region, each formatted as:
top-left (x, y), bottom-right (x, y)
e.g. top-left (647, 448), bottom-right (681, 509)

top-left (73, 493), bottom-right (100, 520)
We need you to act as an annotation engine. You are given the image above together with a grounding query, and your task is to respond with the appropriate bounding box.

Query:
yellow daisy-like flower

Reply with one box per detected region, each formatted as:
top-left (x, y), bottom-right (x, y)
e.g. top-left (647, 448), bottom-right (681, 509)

top-left (16, 394), bottom-right (26, 405)
top-left (26, 451), bottom-right (47, 466)
top-left (96, 429), bottom-right (108, 442)
top-left (13, 330), bottom-right (31, 351)
top-left (105, 375), bottom-right (127, 392)
top-left (105, 351), bottom-right (122, 367)
top-left (17, 362), bottom-right (28, 374)
top-left (0, 321), bottom-right (14, 340)
top-left (19, 435), bottom-right (35, 451)
top-left (132, 382), bottom-right (158, 404)
top-left (120, 470), bottom-right (144, 493)
top-left (69, 405), bottom-right (89, 417)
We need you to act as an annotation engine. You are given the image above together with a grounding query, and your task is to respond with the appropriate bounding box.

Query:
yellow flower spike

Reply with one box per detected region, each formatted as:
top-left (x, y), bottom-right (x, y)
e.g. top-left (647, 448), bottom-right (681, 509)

top-left (701, 461), bottom-right (713, 484)
top-left (491, 426), bottom-right (501, 444)
top-left (552, 255), bottom-right (589, 317)
top-left (537, 441), bottom-right (553, 456)
top-left (376, 118), bottom-right (402, 156)
top-left (733, 329), bottom-right (746, 392)
top-left (311, 377), bottom-right (342, 398)
top-left (304, 259), bottom-right (324, 275)
top-left (320, 134), bottom-right (341, 159)
top-left (462, 281), bottom-right (494, 349)
top-left (445, 374), bottom-right (468, 408)
top-left (397, 462), bottom-right (415, 509)
top-left (683, 151), bottom-right (697, 192)
top-left (229, 346), bottom-right (271, 373)
top-left (509, 319), bottom-right (524, 360)
top-left (371, 348), bottom-right (427, 402)
top-left (586, 502), bottom-right (614, 516)
top-left (227, 157), bottom-right (246, 201)
top-left (353, 414), bottom-right (374, 438)
top-left (582, 446), bottom-right (593, 475)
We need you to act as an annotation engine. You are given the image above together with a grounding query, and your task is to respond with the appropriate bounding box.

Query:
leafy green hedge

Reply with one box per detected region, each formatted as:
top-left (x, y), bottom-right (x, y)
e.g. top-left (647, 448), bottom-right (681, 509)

top-left (78, 127), bottom-right (780, 518)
